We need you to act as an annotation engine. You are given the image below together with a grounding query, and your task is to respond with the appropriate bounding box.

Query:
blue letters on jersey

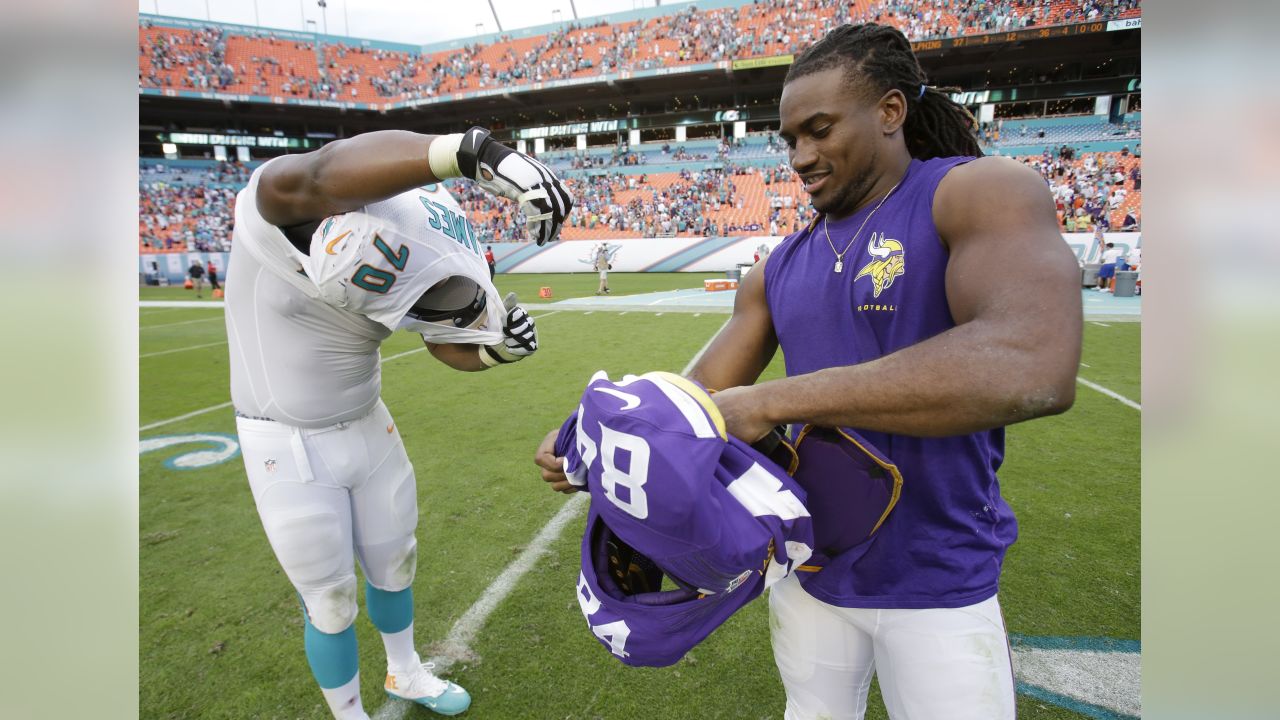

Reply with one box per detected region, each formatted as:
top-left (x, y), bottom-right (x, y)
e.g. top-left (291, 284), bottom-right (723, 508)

top-left (555, 371), bottom-right (814, 667)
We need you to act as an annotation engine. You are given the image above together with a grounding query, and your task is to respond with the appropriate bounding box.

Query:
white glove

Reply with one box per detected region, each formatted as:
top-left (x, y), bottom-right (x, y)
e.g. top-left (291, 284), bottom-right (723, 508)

top-left (456, 127), bottom-right (573, 246)
top-left (479, 292), bottom-right (539, 367)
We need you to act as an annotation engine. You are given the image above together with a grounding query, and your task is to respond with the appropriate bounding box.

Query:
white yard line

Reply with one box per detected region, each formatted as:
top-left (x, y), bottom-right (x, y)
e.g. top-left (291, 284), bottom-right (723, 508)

top-left (367, 319), bottom-right (1132, 720)
top-left (1091, 321), bottom-right (1112, 327)
top-left (683, 318), bottom-right (730, 375)
top-left (1077, 377), bottom-right (1141, 411)
top-left (139, 402), bottom-right (234, 432)
top-left (140, 341), bottom-right (227, 358)
top-left (430, 493), bottom-right (589, 666)
top-left (140, 317), bottom-right (223, 330)
top-left (381, 347), bottom-right (428, 363)
top-left (1079, 362), bottom-right (1092, 368)
top-left (372, 317), bottom-right (734, 720)
top-left (141, 313), bottom-right (562, 431)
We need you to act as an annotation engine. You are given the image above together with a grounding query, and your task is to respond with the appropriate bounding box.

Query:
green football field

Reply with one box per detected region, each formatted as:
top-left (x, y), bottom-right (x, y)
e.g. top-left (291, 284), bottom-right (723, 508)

top-left (139, 273), bottom-right (1140, 720)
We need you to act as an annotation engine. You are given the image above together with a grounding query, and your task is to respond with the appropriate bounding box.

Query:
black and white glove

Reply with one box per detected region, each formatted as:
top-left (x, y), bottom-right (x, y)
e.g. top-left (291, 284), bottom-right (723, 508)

top-left (457, 127), bottom-right (573, 246)
top-left (479, 292), bottom-right (539, 367)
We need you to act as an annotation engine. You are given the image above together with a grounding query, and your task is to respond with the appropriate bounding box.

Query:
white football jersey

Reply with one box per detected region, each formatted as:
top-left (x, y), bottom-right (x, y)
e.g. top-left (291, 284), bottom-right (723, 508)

top-left (226, 161), bottom-right (504, 427)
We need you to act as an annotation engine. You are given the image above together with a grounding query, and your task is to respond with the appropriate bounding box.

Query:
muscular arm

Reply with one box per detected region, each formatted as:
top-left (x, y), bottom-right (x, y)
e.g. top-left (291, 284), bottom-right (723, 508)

top-left (424, 340), bottom-right (490, 372)
top-left (714, 157), bottom-right (1082, 440)
top-left (685, 255), bottom-right (779, 391)
top-left (256, 130), bottom-right (447, 228)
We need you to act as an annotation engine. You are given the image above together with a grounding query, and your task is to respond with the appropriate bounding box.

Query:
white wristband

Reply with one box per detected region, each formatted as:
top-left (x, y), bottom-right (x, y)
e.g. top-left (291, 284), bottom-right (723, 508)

top-left (427, 133), bottom-right (464, 180)
top-left (477, 344), bottom-right (505, 368)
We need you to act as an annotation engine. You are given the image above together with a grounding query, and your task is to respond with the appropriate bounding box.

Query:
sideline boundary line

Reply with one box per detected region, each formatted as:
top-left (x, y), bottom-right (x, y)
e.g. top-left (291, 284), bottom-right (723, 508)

top-left (372, 318), bottom-right (733, 720)
top-left (139, 300), bottom-right (226, 309)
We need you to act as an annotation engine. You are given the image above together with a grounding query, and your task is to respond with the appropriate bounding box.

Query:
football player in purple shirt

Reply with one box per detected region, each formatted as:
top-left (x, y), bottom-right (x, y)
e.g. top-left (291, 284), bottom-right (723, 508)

top-left (538, 23), bottom-right (1081, 720)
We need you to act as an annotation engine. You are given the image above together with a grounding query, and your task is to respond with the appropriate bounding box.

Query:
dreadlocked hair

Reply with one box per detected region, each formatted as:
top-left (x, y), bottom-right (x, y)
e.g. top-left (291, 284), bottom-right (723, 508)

top-left (785, 23), bottom-right (983, 160)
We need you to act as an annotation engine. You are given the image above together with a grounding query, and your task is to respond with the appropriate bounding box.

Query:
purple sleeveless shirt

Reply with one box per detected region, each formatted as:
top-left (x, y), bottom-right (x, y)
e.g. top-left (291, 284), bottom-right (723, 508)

top-left (763, 156), bottom-right (1017, 609)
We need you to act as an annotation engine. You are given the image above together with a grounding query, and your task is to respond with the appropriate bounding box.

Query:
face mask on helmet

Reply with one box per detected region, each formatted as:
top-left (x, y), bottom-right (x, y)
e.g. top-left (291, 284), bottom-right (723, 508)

top-left (404, 276), bottom-right (488, 330)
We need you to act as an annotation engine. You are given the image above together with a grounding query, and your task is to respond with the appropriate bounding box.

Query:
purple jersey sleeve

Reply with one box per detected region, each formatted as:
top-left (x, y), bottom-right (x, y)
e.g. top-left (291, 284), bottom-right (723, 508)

top-left (560, 371), bottom-right (817, 666)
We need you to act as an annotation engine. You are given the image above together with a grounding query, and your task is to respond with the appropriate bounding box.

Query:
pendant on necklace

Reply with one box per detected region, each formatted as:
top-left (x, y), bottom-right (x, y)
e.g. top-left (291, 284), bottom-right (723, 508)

top-left (834, 259), bottom-right (844, 273)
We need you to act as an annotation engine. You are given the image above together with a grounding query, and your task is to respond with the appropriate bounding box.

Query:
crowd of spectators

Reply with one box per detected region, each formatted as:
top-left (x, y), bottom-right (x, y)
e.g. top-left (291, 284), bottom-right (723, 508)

top-left (865, 0), bottom-right (1140, 41)
top-left (455, 159), bottom-right (822, 242)
top-left (139, 25), bottom-right (236, 91)
top-left (549, 134), bottom-right (787, 172)
top-left (978, 116), bottom-right (1141, 148)
top-left (1021, 146), bottom-right (1141, 232)
top-left (140, 0), bottom-right (1141, 103)
top-left (136, 142), bottom-right (1139, 253)
top-left (138, 161), bottom-right (249, 253)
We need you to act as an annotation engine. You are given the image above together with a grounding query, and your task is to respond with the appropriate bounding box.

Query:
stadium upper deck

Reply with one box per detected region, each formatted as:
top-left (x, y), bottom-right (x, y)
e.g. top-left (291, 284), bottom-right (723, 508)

top-left (139, 141), bottom-right (1140, 252)
top-left (139, 0), bottom-right (1140, 111)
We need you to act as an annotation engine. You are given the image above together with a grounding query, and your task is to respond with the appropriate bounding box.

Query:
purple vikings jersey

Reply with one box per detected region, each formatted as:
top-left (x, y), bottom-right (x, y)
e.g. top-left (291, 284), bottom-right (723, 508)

top-left (764, 156), bottom-right (1019, 609)
top-left (555, 371), bottom-right (814, 667)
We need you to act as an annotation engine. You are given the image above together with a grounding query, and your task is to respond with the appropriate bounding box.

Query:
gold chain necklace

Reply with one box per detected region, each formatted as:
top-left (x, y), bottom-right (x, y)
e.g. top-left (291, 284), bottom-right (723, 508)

top-left (822, 180), bottom-right (901, 274)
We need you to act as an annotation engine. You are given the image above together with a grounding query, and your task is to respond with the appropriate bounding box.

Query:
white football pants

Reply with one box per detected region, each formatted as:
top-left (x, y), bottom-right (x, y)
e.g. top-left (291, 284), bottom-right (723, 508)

top-left (236, 399), bottom-right (418, 633)
top-left (769, 574), bottom-right (1016, 720)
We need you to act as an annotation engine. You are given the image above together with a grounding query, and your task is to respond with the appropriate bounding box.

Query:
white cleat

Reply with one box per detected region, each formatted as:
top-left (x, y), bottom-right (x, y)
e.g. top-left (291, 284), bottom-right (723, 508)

top-left (384, 655), bottom-right (471, 716)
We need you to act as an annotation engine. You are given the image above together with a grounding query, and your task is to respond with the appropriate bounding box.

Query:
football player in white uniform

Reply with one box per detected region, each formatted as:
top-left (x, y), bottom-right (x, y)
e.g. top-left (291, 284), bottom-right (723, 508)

top-left (225, 127), bottom-right (571, 719)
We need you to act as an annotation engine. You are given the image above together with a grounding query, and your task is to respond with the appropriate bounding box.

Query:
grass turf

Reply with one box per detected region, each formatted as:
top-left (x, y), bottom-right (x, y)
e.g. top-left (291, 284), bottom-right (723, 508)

top-left (139, 273), bottom-right (1138, 719)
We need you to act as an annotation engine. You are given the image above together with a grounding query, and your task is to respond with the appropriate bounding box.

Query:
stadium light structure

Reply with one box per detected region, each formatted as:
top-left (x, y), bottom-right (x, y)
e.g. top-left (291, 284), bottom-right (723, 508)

top-left (317, 0), bottom-right (328, 35)
top-left (486, 0), bottom-right (503, 32)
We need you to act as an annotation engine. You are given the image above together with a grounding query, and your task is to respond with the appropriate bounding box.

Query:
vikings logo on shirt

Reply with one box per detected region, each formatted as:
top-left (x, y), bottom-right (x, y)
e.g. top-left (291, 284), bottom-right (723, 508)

top-left (854, 232), bottom-right (905, 298)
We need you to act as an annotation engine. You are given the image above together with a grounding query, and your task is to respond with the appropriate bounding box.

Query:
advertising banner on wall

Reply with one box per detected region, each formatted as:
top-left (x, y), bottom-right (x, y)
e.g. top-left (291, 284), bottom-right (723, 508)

top-left (140, 233), bottom-right (1137, 285)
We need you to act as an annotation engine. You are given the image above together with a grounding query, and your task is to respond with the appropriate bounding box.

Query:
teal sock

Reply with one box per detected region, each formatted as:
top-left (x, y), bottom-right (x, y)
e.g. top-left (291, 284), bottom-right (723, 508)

top-left (365, 582), bottom-right (413, 634)
top-left (300, 597), bottom-right (359, 690)
top-left (366, 583), bottom-right (416, 670)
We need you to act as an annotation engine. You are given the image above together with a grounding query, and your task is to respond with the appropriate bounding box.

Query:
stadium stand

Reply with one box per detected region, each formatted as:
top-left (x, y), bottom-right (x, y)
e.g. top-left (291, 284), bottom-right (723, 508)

top-left (138, 0), bottom-right (1141, 249)
top-left (137, 137), bottom-right (1140, 250)
top-left (980, 114), bottom-right (1142, 151)
top-left (139, 160), bottom-right (252, 253)
top-left (140, 0), bottom-right (1140, 105)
